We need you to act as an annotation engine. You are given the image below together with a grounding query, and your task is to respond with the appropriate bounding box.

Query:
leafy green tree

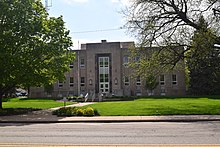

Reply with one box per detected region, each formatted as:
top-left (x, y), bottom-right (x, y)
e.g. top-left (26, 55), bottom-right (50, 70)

top-left (125, 0), bottom-right (220, 94)
top-left (187, 17), bottom-right (220, 95)
top-left (44, 84), bottom-right (54, 95)
top-left (0, 0), bottom-right (74, 109)
top-left (145, 74), bottom-right (159, 95)
top-left (125, 0), bottom-right (220, 70)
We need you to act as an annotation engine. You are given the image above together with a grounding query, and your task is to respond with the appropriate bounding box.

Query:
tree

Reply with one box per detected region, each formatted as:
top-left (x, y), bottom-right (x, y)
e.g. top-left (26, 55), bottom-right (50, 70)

top-left (125, 0), bottom-right (220, 94)
top-left (0, 0), bottom-right (74, 109)
top-left (125, 0), bottom-right (220, 67)
top-left (145, 74), bottom-right (159, 96)
top-left (187, 16), bottom-right (220, 95)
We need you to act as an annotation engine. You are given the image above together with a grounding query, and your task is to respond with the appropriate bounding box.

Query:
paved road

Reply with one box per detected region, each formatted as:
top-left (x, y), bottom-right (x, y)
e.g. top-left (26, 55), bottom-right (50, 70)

top-left (0, 122), bottom-right (220, 145)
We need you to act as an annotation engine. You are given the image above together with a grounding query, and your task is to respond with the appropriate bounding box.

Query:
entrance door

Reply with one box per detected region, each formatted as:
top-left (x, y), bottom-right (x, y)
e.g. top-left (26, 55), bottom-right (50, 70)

top-left (99, 57), bottom-right (109, 93)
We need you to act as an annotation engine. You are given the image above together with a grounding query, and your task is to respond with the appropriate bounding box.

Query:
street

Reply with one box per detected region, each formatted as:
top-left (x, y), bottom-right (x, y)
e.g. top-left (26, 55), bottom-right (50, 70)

top-left (0, 122), bottom-right (220, 145)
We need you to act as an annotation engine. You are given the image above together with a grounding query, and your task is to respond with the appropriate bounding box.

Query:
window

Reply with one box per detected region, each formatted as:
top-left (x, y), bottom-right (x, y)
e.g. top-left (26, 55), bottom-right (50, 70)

top-left (172, 74), bottom-right (177, 85)
top-left (80, 58), bottom-right (85, 68)
top-left (80, 77), bottom-right (85, 86)
top-left (104, 57), bottom-right (108, 67)
top-left (58, 80), bottom-right (63, 88)
top-left (136, 76), bottom-right (141, 86)
top-left (89, 79), bottom-right (92, 85)
top-left (69, 62), bottom-right (74, 68)
top-left (123, 55), bottom-right (129, 67)
top-left (99, 58), bottom-right (104, 67)
top-left (99, 57), bottom-right (109, 93)
top-left (160, 75), bottom-right (165, 85)
top-left (135, 56), bottom-right (140, 62)
top-left (69, 77), bottom-right (74, 87)
top-left (161, 88), bottom-right (166, 96)
top-left (124, 76), bottom-right (129, 86)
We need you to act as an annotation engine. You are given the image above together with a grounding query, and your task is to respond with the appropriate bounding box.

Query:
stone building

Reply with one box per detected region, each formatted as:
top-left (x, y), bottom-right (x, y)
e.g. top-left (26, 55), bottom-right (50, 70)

top-left (29, 40), bottom-right (186, 99)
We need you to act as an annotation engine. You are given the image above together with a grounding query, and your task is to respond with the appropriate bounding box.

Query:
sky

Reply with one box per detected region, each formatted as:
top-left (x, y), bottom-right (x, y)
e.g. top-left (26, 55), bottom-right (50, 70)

top-left (43, 0), bottom-right (135, 49)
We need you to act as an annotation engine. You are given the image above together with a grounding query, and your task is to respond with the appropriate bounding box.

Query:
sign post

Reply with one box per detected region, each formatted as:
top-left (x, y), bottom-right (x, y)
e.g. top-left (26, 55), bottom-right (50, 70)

top-left (63, 97), bottom-right (67, 107)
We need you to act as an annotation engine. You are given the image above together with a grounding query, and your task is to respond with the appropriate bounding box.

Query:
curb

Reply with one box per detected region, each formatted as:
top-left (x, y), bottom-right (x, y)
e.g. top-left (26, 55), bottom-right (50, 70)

top-left (1, 118), bottom-right (220, 124)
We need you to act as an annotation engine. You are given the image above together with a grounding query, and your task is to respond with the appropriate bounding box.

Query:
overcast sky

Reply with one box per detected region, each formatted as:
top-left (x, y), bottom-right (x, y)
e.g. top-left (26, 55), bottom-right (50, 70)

top-left (43, 0), bottom-right (134, 49)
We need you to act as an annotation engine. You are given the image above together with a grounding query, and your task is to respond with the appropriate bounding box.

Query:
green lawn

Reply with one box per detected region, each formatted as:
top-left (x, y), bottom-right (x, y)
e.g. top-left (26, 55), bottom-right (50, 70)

top-left (83, 97), bottom-right (220, 116)
top-left (2, 97), bottom-right (74, 109)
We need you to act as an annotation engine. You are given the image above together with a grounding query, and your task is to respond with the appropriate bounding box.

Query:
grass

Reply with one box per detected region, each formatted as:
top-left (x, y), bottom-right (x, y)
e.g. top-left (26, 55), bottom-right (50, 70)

top-left (2, 97), bottom-right (74, 109)
top-left (1, 97), bottom-right (74, 116)
top-left (83, 96), bottom-right (220, 116)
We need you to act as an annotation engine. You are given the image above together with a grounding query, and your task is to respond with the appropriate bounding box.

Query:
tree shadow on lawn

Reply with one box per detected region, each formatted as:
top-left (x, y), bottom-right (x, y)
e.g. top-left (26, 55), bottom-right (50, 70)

top-left (135, 95), bottom-right (220, 100)
top-left (0, 108), bottom-right (41, 116)
top-left (142, 106), bottom-right (220, 116)
top-left (0, 108), bottom-right (65, 127)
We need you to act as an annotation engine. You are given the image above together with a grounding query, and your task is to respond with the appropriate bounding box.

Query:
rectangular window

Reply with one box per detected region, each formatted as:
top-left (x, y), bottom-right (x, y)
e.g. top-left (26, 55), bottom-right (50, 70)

top-left (172, 74), bottom-right (177, 85)
top-left (161, 88), bottom-right (166, 96)
top-left (136, 76), bottom-right (141, 86)
top-left (99, 57), bottom-right (109, 93)
top-left (69, 77), bottom-right (74, 87)
top-left (99, 57), bottom-right (104, 67)
top-left (124, 76), bottom-right (130, 86)
top-left (69, 62), bottom-right (74, 68)
top-left (123, 55), bottom-right (129, 67)
top-left (80, 58), bottom-right (85, 68)
top-left (80, 77), bottom-right (85, 86)
top-left (160, 75), bottom-right (165, 85)
top-left (135, 56), bottom-right (140, 62)
top-left (104, 57), bottom-right (108, 67)
top-left (58, 80), bottom-right (63, 88)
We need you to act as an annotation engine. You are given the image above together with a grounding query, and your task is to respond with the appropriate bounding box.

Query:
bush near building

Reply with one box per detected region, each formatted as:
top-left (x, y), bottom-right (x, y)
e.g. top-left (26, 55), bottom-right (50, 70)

top-left (52, 107), bottom-right (99, 117)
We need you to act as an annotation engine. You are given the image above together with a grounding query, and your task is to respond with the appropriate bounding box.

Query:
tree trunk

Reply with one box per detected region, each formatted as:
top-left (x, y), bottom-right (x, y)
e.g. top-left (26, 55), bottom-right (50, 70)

top-left (0, 87), bottom-right (6, 109)
top-left (0, 85), bottom-right (15, 109)
top-left (0, 94), bottom-right (2, 109)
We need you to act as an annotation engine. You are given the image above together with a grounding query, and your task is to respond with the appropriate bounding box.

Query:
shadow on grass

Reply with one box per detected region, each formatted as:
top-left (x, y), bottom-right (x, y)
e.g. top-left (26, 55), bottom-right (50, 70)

top-left (2, 97), bottom-right (61, 102)
top-left (135, 95), bottom-right (220, 100)
top-left (0, 108), bottom-right (41, 116)
top-left (18, 97), bottom-right (59, 101)
top-left (0, 108), bottom-right (65, 127)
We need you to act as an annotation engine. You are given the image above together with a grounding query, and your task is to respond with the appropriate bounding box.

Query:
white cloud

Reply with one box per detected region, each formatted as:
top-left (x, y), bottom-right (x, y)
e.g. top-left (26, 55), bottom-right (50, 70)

top-left (63, 0), bottom-right (89, 5)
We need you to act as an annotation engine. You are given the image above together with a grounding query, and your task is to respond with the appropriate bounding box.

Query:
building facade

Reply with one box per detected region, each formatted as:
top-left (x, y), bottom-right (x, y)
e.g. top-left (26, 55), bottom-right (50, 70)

top-left (29, 40), bottom-right (186, 99)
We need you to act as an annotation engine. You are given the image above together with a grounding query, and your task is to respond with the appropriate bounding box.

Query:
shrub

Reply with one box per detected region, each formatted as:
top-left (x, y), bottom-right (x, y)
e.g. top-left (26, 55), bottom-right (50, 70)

top-left (52, 107), bottom-right (66, 116)
top-left (94, 108), bottom-right (100, 116)
top-left (76, 108), bottom-right (84, 116)
top-left (52, 107), bottom-right (99, 117)
top-left (53, 107), bottom-right (77, 116)
top-left (83, 107), bottom-right (95, 116)
top-left (65, 107), bottom-right (76, 116)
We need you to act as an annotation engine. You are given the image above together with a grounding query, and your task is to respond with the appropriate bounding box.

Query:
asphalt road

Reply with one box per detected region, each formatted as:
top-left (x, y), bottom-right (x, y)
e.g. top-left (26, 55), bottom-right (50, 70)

top-left (0, 122), bottom-right (220, 145)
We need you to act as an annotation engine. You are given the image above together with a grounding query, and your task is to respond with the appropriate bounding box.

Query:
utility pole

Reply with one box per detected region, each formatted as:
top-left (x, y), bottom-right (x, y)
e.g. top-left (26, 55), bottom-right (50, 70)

top-left (45, 0), bottom-right (52, 11)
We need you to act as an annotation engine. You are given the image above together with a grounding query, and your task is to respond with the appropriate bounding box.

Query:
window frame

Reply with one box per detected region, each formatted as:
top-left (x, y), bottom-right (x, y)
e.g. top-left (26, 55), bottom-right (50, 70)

top-left (69, 62), bottom-right (74, 68)
top-left (136, 76), bottom-right (141, 86)
top-left (80, 58), bottom-right (85, 68)
top-left (135, 56), bottom-right (140, 62)
top-left (172, 74), bottom-right (177, 85)
top-left (124, 76), bottom-right (130, 86)
top-left (80, 77), bottom-right (85, 87)
top-left (123, 55), bottom-right (129, 67)
top-left (69, 77), bottom-right (74, 87)
top-left (160, 75), bottom-right (165, 85)
top-left (58, 80), bottom-right (63, 88)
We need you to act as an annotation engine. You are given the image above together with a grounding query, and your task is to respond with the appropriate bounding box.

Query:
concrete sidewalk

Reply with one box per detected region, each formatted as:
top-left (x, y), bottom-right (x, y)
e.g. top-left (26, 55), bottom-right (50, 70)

top-left (1, 103), bottom-right (220, 123)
